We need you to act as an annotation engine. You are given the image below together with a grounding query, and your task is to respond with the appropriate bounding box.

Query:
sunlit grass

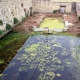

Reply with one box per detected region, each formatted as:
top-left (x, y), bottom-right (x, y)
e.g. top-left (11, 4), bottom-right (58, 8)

top-left (39, 17), bottom-right (64, 29)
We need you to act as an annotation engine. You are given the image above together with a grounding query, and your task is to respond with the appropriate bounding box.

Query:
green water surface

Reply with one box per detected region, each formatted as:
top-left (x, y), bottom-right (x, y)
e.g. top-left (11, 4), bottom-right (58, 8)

top-left (39, 17), bottom-right (64, 29)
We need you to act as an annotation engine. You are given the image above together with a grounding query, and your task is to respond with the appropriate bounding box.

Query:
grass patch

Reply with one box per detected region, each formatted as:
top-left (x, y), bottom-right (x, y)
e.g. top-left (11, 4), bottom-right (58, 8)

top-left (0, 31), bottom-right (31, 50)
top-left (0, 31), bottom-right (33, 73)
top-left (0, 30), bottom-right (4, 36)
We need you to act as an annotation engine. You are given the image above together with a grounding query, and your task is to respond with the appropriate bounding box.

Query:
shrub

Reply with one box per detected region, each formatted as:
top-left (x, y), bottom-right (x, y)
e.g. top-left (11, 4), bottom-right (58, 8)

top-left (53, 10), bottom-right (57, 14)
top-left (0, 20), bottom-right (3, 25)
top-left (6, 24), bottom-right (12, 30)
top-left (0, 30), bottom-right (3, 35)
top-left (13, 17), bottom-right (19, 24)
top-left (78, 16), bottom-right (80, 20)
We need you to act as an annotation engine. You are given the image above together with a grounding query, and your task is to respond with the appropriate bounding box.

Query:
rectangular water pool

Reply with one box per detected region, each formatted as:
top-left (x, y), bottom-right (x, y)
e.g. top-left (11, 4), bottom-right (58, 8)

top-left (1, 35), bottom-right (80, 80)
top-left (39, 17), bottom-right (64, 29)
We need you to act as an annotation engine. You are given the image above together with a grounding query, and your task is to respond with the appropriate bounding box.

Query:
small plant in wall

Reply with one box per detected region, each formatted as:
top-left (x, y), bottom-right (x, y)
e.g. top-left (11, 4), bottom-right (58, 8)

top-left (22, 17), bottom-right (26, 21)
top-left (78, 16), bottom-right (80, 20)
top-left (0, 20), bottom-right (3, 25)
top-left (6, 24), bottom-right (12, 30)
top-left (26, 13), bottom-right (28, 17)
top-left (0, 30), bottom-right (4, 35)
top-left (13, 17), bottom-right (19, 24)
top-left (53, 10), bottom-right (57, 14)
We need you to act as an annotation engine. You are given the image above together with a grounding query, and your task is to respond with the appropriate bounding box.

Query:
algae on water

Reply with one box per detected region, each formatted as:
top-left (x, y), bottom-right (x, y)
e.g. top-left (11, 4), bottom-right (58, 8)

top-left (25, 44), bottom-right (39, 53)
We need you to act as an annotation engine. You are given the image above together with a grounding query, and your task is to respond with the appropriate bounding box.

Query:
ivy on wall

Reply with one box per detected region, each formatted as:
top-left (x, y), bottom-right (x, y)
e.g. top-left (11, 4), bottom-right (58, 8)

top-left (13, 17), bottom-right (19, 24)
top-left (6, 24), bottom-right (12, 30)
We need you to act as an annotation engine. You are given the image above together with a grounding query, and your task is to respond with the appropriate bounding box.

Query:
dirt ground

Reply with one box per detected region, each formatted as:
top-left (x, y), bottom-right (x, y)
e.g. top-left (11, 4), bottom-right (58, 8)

top-left (13, 13), bottom-right (46, 33)
top-left (13, 13), bottom-right (80, 35)
top-left (13, 13), bottom-right (63, 33)
top-left (64, 13), bottom-right (80, 35)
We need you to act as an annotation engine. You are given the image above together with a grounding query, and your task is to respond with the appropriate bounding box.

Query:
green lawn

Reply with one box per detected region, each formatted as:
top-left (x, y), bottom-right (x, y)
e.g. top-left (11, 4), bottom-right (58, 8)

top-left (39, 17), bottom-right (64, 29)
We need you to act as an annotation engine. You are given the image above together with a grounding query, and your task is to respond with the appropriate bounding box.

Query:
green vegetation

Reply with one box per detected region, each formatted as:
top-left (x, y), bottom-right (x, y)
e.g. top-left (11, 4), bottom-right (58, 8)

top-left (0, 31), bottom-right (32, 73)
top-left (6, 24), bottom-right (12, 30)
top-left (0, 30), bottom-right (4, 36)
top-left (0, 20), bottom-right (3, 25)
top-left (0, 32), bottom-right (39, 50)
top-left (13, 17), bottom-right (19, 24)
top-left (78, 16), bottom-right (80, 20)
top-left (26, 13), bottom-right (28, 17)
top-left (0, 31), bottom-right (30, 50)
top-left (22, 17), bottom-right (26, 21)
top-left (39, 17), bottom-right (64, 29)
top-left (0, 31), bottom-right (77, 53)
top-left (53, 10), bottom-right (57, 13)
top-left (0, 74), bottom-right (3, 77)
top-left (25, 44), bottom-right (39, 53)
top-left (0, 60), bottom-right (4, 64)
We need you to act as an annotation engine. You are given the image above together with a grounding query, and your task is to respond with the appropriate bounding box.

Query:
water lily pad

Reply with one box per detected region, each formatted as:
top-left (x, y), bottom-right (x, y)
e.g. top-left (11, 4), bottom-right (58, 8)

top-left (25, 44), bottom-right (39, 53)
top-left (56, 73), bottom-right (61, 77)
top-left (39, 68), bottom-right (44, 72)
top-left (45, 72), bottom-right (55, 76)
top-left (31, 53), bottom-right (36, 57)
top-left (66, 62), bottom-right (71, 65)
top-left (0, 74), bottom-right (3, 77)
top-left (53, 43), bottom-right (61, 47)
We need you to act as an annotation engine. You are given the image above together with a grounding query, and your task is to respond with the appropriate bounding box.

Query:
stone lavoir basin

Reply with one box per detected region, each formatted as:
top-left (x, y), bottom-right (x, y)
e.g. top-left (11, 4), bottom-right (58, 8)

top-left (1, 34), bottom-right (80, 80)
top-left (39, 17), bottom-right (64, 29)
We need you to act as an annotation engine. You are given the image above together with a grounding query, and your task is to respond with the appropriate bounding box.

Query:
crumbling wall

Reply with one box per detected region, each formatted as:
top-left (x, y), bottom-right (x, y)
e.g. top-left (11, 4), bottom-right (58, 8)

top-left (76, 2), bottom-right (80, 17)
top-left (0, 0), bottom-right (32, 27)
top-left (71, 2), bottom-right (76, 14)
top-left (0, 0), bottom-right (32, 38)
top-left (32, 0), bottom-right (72, 13)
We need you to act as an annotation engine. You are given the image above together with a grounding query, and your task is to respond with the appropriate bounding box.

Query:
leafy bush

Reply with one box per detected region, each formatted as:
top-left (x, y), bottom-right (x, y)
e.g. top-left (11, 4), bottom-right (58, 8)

top-left (0, 30), bottom-right (3, 35)
top-left (6, 24), bottom-right (12, 30)
top-left (13, 17), bottom-right (19, 24)
top-left (53, 10), bottom-right (57, 14)
top-left (78, 16), bottom-right (80, 20)
top-left (0, 20), bottom-right (3, 25)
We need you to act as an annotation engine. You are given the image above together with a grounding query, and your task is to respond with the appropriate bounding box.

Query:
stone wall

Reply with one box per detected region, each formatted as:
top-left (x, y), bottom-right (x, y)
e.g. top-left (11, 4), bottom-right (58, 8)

top-left (0, 0), bottom-right (32, 31)
top-left (32, 0), bottom-right (72, 13)
top-left (76, 2), bottom-right (80, 16)
top-left (0, 0), bottom-right (80, 38)
top-left (71, 2), bottom-right (76, 14)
